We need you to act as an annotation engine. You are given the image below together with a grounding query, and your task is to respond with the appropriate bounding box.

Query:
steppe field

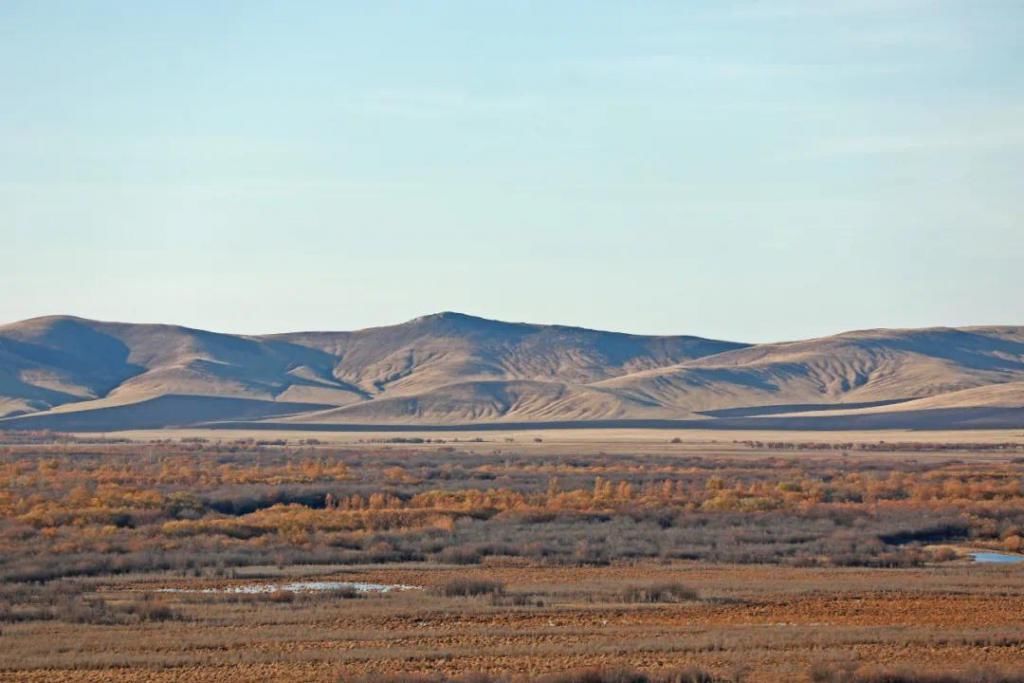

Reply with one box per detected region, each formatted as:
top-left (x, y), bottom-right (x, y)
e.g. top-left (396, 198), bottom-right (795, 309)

top-left (1, 428), bottom-right (1023, 682)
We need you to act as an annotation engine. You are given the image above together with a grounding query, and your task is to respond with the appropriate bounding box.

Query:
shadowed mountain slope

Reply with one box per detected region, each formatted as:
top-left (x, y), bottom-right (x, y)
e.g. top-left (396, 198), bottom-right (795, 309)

top-left (0, 316), bottom-right (363, 419)
top-left (1, 315), bottom-right (1022, 430)
top-left (595, 327), bottom-right (1024, 416)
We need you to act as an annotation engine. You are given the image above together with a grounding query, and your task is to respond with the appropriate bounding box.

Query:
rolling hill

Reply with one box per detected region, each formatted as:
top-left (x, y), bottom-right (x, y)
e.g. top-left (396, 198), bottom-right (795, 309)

top-left (1, 313), bottom-right (1022, 431)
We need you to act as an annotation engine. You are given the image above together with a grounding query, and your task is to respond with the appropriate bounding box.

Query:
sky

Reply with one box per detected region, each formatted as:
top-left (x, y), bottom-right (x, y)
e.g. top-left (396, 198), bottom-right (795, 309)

top-left (1, 1), bottom-right (1021, 343)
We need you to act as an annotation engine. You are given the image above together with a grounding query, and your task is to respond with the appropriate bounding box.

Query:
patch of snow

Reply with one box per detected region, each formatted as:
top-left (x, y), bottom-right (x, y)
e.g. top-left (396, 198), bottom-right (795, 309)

top-left (158, 580), bottom-right (419, 594)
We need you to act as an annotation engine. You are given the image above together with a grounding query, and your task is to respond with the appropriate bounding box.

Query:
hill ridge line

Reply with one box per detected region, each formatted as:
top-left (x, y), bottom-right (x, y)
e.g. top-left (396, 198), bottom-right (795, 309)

top-left (1, 315), bottom-right (1022, 431)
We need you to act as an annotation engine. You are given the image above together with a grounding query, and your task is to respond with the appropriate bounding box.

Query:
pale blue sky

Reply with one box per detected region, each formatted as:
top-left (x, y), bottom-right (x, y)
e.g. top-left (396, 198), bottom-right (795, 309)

top-left (2, 1), bottom-right (1021, 342)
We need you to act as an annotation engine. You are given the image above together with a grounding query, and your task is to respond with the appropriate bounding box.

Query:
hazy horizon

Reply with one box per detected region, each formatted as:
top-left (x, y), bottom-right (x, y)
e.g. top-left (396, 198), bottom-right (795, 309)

top-left (3, 1), bottom-right (1022, 343)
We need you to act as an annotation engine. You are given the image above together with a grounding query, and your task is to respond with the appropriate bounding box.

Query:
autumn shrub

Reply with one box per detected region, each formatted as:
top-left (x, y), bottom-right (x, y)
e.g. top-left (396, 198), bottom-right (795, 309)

top-left (4, 443), bottom-right (1024, 581)
top-left (121, 594), bottom-right (177, 622)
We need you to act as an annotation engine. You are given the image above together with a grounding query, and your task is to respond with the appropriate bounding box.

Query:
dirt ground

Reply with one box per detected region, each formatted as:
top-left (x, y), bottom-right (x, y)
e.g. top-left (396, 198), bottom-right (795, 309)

top-left (2, 560), bottom-right (1022, 683)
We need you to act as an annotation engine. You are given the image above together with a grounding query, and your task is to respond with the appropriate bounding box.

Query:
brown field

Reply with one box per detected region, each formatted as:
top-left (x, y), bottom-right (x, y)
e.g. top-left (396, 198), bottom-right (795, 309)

top-left (3, 560), bottom-right (1024, 682)
top-left (1, 429), bottom-right (1023, 682)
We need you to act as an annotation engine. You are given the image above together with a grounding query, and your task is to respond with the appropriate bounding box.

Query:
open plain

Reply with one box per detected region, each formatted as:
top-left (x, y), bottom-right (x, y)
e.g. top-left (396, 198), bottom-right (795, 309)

top-left (1, 429), bottom-right (1023, 682)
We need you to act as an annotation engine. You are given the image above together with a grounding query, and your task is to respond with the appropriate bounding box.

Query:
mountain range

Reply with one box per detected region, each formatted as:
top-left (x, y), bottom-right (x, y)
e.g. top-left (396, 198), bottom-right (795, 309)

top-left (1, 313), bottom-right (1022, 431)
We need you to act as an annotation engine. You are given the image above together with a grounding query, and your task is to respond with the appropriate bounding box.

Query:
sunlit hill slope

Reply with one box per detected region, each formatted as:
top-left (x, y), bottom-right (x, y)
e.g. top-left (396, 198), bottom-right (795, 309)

top-left (1, 313), bottom-right (1022, 431)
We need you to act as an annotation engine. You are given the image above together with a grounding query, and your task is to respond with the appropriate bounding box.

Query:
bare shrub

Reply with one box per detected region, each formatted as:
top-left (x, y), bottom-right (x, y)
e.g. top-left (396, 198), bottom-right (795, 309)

top-left (436, 546), bottom-right (486, 565)
top-left (53, 595), bottom-right (120, 625)
top-left (346, 668), bottom-right (723, 683)
top-left (266, 589), bottom-right (296, 603)
top-left (490, 591), bottom-right (545, 607)
top-left (621, 582), bottom-right (699, 603)
top-left (348, 674), bottom-right (503, 683)
top-left (930, 547), bottom-right (959, 562)
top-left (810, 666), bottom-right (1024, 683)
top-left (431, 578), bottom-right (504, 597)
top-left (318, 586), bottom-right (360, 600)
top-left (122, 594), bottom-right (177, 622)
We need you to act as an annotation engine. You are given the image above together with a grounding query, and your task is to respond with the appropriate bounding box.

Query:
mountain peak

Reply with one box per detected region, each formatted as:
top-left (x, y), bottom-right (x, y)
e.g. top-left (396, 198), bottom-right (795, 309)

top-left (411, 311), bottom-right (486, 324)
top-left (404, 311), bottom-right (518, 331)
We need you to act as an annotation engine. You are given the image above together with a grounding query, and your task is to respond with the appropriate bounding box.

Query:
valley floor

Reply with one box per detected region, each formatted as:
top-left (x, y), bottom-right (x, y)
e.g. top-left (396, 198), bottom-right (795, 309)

top-left (89, 426), bottom-right (1024, 452)
top-left (2, 430), bottom-right (1023, 682)
top-left (2, 561), bottom-right (1023, 682)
